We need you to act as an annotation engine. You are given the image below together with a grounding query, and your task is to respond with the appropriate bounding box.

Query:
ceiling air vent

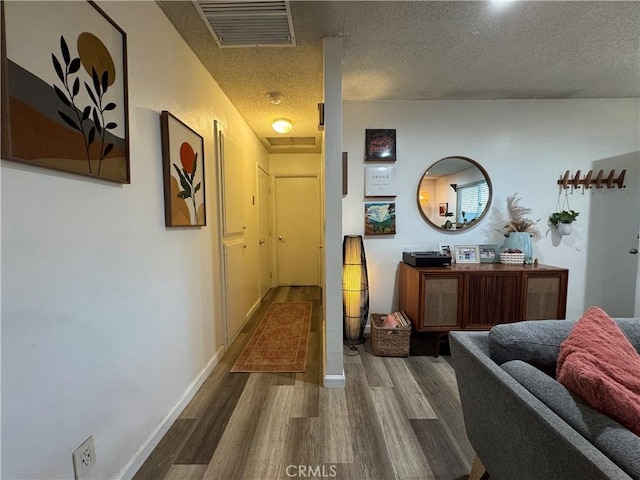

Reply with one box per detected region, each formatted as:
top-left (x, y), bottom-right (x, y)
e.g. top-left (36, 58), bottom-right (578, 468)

top-left (195, 1), bottom-right (296, 48)
top-left (267, 137), bottom-right (316, 146)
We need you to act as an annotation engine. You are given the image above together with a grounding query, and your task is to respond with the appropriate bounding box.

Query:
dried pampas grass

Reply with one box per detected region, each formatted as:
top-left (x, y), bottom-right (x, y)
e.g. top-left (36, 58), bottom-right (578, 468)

top-left (501, 193), bottom-right (541, 240)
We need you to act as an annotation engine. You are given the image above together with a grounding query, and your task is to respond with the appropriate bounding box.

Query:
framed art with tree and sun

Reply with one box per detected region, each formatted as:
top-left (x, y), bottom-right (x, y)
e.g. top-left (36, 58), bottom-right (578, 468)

top-left (160, 111), bottom-right (206, 227)
top-left (1, 0), bottom-right (130, 183)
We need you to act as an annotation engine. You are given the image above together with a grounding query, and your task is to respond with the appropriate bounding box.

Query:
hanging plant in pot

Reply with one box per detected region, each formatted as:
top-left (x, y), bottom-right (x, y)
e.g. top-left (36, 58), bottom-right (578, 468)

top-left (498, 193), bottom-right (541, 262)
top-left (549, 210), bottom-right (579, 236)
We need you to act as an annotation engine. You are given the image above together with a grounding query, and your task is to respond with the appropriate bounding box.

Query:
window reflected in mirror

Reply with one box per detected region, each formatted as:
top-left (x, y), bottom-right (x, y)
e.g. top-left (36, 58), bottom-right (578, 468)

top-left (417, 156), bottom-right (492, 231)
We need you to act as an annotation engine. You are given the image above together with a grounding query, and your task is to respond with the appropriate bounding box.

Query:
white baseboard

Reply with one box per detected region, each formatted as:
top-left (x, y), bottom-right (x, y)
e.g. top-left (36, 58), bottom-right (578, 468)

top-left (117, 346), bottom-right (226, 479)
top-left (323, 373), bottom-right (346, 388)
top-left (227, 298), bottom-right (262, 345)
top-left (246, 298), bottom-right (261, 320)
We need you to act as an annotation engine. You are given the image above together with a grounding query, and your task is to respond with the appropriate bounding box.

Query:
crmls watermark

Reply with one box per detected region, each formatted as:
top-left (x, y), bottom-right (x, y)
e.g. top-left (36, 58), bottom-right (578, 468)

top-left (285, 464), bottom-right (338, 478)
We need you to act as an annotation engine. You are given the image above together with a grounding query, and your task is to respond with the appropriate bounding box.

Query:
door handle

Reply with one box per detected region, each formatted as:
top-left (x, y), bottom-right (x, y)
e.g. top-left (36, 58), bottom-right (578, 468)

top-left (278, 236), bottom-right (285, 242)
top-left (259, 240), bottom-right (265, 245)
top-left (630, 248), bottom-right (639, 254)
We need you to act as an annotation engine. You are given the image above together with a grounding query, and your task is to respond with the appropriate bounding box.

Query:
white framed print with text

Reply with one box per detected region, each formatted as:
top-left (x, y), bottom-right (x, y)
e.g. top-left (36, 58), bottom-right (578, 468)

top-left (364, 165), bottom-right (396, 197)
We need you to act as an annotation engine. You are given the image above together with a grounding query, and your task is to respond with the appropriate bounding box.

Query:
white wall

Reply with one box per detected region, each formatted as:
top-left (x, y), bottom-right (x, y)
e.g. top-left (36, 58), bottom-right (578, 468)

top-left (270, 153), bottom-right (321, 175)
top-left (1, 2), bottom-right (266, 478)
top-left (343, 99), bottom-right (640, 320)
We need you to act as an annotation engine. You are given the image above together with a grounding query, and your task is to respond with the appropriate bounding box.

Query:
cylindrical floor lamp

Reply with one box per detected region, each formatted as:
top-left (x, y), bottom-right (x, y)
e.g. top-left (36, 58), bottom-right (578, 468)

top-left (343, 235), bottom-right (369, 345)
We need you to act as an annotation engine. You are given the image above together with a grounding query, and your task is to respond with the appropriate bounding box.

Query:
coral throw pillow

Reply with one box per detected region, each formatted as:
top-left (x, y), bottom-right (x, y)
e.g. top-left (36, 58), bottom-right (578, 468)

top-left (556, 306), bottom-right (640, 436)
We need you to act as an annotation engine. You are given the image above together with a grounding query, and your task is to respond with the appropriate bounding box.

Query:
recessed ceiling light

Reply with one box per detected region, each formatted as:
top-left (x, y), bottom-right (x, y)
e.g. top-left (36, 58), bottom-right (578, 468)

top-left (272, 117), bottom-right (293, 134)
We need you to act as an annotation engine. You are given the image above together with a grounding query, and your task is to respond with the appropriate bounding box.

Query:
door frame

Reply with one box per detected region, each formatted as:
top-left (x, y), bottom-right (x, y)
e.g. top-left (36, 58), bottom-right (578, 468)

top-left (214, 120), bottom-right (231, 345)
top-left (257, 165), bottom-right (273, 299)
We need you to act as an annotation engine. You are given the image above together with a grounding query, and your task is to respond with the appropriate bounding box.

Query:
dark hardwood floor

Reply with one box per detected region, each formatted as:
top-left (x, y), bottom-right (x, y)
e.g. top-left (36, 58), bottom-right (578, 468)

top-left (133, 286), bottom-right (474, 480)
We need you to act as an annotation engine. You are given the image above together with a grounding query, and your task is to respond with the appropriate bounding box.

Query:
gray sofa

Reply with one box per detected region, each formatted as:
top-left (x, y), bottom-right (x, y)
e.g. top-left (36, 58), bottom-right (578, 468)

top-left (450, 317), bottom-right (640, 480)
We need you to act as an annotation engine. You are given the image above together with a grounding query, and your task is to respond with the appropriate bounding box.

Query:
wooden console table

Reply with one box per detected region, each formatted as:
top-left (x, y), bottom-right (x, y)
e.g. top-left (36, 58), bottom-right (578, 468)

top-left (398, 262), bottom-right (568, 356)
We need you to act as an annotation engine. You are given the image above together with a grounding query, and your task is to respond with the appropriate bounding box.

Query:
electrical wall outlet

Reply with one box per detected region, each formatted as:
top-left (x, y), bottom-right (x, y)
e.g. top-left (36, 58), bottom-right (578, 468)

top-left (72, 436), bottom-right (96, 480)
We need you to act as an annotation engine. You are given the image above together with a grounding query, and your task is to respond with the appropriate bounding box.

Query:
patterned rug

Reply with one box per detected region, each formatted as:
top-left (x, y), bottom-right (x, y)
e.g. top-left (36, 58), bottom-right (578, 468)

top-left (231, 302), bottom-right (312, 372)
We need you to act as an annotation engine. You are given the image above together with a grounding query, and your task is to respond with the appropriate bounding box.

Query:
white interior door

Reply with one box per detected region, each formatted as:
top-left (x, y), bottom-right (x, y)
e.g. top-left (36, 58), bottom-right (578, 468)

top-left (585, 153), bottom-right (640, 317)
top-left (258, 167), bottom-right (272, 299)
top-left (274, 175), bottom-right (321, 286)
top-left (223, 240), bottom-right (246, 343)
top-left (220, 131), bottom-right (244, 235)
top-left (215, 121), bottom-right (254, 345)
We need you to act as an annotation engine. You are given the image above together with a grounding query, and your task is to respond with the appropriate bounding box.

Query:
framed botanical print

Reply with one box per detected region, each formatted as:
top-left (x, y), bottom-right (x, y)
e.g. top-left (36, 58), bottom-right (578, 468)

top-left (1, 0), bottom-right (130, 182)
top-left (161, 111), bottom-right (206, 227)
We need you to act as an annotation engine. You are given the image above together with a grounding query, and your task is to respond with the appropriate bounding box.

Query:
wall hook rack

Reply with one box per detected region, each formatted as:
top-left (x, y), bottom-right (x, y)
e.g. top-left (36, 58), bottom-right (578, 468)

top-left (557, 169), bottom-right (626, 191)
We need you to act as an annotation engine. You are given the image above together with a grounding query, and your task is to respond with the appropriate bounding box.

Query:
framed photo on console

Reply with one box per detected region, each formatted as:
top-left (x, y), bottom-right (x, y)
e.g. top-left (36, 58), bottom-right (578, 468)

top-left (479, 244), bottom-right (499, 263)
top-left (454, 245), bottom-right (480, 264)
top-left (439, 243), bottom-right (452, 257)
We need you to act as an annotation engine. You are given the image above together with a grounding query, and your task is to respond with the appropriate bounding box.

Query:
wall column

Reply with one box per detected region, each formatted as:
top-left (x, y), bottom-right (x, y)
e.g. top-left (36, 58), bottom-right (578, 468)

top-left (322, 37), bottom-right (345, 388)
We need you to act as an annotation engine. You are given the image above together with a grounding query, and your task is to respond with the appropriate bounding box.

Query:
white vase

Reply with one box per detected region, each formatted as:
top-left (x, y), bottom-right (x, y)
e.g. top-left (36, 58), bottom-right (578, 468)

top-left (557, 223), bottom-right (573, 236)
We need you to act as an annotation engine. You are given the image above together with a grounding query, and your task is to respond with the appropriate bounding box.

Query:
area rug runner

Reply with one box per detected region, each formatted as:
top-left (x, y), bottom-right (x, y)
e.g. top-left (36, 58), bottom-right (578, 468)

top-left (231, 302), bottom-right (312, 372)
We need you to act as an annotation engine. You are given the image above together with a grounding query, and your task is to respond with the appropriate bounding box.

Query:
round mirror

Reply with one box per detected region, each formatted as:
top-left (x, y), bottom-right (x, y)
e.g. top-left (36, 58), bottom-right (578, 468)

top-left (417, 156), bottom-right (492, 231)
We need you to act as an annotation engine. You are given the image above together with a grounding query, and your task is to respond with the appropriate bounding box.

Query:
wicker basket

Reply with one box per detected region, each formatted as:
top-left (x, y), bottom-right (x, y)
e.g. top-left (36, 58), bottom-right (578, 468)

top-left (500, 252), bottom-right (525, 265)
top-left (370, 313), bottom-right (411, 357)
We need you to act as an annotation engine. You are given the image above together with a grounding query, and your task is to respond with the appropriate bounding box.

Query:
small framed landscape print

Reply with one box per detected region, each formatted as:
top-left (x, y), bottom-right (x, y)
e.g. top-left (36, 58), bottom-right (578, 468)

top-left (454, 245), bottom-right (480, 264)
top-left (365, 202), bottom-right (396, 235)
top-left (161, 111), bottom-right (206, 227)
top-left (364, 165), bottom-right (396, 197)
top-left (479, 244), bottom-right (499, 263)
top-left (365, 129), bottom-right (396, 161)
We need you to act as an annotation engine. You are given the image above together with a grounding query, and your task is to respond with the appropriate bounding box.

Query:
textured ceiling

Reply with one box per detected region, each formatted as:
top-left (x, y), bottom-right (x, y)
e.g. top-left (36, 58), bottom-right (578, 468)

top-left (158, 1), bottom-right (640, 154)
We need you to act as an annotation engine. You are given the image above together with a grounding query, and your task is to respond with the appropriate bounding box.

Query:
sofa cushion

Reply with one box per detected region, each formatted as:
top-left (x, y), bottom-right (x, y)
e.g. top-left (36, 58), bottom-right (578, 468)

top-left (556, 307), bottom-right (640, 437)
top-left (502, 359), bottom-right (640, 479)
top-left (488, 319), bottom-right (575, 374)
top-left (488, 317), bottom-right (640, 375)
